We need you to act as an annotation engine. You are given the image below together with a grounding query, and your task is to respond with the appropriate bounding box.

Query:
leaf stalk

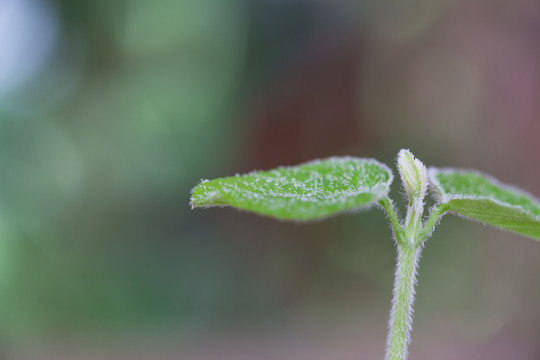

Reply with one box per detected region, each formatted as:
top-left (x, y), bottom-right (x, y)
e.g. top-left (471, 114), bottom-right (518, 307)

top-left (378, 197), bottom-right (405, 244)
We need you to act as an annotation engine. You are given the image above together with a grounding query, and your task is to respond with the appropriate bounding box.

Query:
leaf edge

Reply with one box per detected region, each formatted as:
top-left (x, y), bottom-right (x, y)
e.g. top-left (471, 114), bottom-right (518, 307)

top-left (190, 156), bottom-right (395, 220)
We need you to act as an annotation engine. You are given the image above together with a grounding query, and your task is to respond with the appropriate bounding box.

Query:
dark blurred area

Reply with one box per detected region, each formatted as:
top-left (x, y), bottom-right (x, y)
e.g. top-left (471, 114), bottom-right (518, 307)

top-left (0, 0), bottom-right (539, 359)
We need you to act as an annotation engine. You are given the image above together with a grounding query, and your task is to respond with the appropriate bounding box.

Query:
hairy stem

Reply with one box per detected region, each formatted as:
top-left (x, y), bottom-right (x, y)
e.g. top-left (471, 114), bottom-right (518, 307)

top-left (416, 202), bottom-right (448, 247)
top-left (378, 197), bottom-right (405, 244)
top-left (385, 242), bottom-right (421, 360)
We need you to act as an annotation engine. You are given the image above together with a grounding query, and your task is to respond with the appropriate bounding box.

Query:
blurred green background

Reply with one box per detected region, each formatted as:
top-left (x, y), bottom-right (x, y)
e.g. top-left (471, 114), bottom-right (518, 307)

top-left (0, 0), bottom-right (539, 358)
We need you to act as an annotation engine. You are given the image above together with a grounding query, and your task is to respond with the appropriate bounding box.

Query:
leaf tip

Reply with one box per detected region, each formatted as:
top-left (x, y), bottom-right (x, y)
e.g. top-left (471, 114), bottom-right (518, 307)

top-left (190, 179), bottom-right (221, 209)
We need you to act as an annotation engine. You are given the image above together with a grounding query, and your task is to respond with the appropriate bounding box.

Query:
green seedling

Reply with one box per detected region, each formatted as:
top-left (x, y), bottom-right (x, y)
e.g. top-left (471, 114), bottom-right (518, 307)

top-left (190, 149), bottom-right (540, 360)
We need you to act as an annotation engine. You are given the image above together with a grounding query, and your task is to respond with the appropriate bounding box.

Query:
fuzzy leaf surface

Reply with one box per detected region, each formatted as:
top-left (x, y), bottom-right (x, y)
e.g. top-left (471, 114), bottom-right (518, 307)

top-left (429, 168), bottom-right (540, 241)
top-left (191, 157), bottom-right (393, 221)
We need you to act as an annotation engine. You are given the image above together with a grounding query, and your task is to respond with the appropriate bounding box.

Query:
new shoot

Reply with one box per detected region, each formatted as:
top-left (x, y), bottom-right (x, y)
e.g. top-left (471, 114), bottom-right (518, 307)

top-left (190, 149), bottom-right (540, 360)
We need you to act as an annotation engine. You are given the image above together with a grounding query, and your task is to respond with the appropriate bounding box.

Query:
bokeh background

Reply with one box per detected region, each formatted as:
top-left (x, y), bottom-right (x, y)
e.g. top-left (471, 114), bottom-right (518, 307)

top-left (0, 0), bottom-right (539, 359)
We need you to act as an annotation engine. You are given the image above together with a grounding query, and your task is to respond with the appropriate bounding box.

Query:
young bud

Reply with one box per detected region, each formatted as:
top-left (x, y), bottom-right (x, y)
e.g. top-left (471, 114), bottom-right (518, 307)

top-left (397, 149), bottom-right (428, 201)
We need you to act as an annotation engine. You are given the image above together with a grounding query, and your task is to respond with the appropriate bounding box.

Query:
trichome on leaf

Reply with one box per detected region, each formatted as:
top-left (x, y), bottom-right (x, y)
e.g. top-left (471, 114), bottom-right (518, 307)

top-left (191, 149), bottom-right (540, 360)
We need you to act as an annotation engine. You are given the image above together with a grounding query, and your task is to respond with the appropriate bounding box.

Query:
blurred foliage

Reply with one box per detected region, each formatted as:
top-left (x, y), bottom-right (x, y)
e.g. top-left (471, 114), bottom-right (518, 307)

top-left (0, 0), bottom-right (249, 338)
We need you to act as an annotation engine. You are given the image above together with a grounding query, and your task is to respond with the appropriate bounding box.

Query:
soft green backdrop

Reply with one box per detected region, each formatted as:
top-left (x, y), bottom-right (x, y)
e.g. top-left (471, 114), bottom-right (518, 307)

top-left (0, 0), bottom-right (539, 358)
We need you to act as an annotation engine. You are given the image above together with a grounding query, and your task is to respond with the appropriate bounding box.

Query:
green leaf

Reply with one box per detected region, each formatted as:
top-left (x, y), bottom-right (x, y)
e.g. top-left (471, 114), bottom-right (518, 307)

top-left (429, 168), bottom-right (540, 241)
top-left (191, 157), bottom-right (393, 221)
